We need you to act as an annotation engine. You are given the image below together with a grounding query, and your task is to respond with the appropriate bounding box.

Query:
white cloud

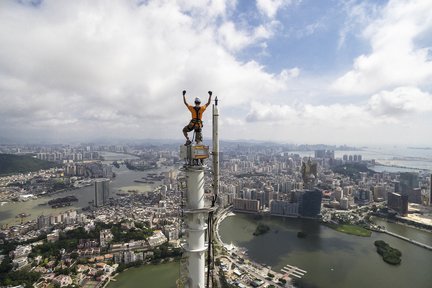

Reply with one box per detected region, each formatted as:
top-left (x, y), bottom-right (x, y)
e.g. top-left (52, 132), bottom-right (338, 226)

top-left (246, 101), bottom-right (369, 125)
top-left (333, 0), bottom-right (432, 95)
top-left (278, 67), bottom-right (300, 80)
top-left (217, 21), bottom-right (273, 51)
top-left (1, 0), bottom-right (431, 146)
top-left (246, 101), bottom-right (297, 122)
top-left (0, 0), bottom-right (291, 141)
top-left (256, 0), bottom-right (291, 18)
top-left (337, 1), bottom-right (380, 49)
top-left (246, 86), bottom-right (432, 128)
top-left (368, 86), bottom-right (432, 116)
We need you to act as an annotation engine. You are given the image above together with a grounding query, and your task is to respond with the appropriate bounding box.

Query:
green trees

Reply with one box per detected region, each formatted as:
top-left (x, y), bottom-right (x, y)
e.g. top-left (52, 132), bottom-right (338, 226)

top-left (374, 240), bottom-right (402, 265)
top-left (0, 154), bottom-right (57, 176)
top-left (253, 223), bottom-right (270, 236)
top-left (0, 270), bottom-right (41, 287)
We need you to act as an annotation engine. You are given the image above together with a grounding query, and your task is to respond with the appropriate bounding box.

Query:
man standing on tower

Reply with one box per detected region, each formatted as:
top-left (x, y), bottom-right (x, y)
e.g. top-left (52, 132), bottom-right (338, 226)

top-left (182, 90), bottom-right (212, 145)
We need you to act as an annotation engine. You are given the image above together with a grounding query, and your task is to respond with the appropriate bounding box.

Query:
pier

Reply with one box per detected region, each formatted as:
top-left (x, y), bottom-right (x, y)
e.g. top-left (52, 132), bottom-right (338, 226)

top-left (281, 264), bottom-right (307, 279)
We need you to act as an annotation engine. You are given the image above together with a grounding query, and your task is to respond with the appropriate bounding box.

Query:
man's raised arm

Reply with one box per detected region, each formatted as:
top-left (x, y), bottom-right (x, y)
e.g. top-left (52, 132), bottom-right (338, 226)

top-left (183, 90), bottom-right (188, 106)
top-left (206, 91), bottom-right (212, 107)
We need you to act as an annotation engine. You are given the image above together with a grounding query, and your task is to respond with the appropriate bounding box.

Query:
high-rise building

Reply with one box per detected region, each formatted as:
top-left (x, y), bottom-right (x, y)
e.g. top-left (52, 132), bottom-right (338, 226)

top-left (264, 186), bottom-right (273, 208)
top-left (340, 197), bottom-right (349, 210)
top-left (373, 185), bottom-right (386, 201)
top-left (298, 189), bottom-right (322, 219)
top-left (356, 189), bottom-right (372, 204)
top-left (37, 215), bottom-right (50, 229)
top-left (301, 159), bottom-right (317, 190)
top-left (399, 172), bottom-right (419, 196)
top-left (250, 189), bottom-right (257, 200)
top-left (409, 188), bottom-right (422, 204)
top-left (95, 179), bottom-right (110, 207)
top-left (270, 201), bottom-right (299, 217)
top-left (392, 180), bottom-right (400, 193)
top-left (314, 150), bottom-right (334, 159)
top-left (387, 192), bottom-right (408, 216)
top-left (257, 191), bottom-right (265, 209)
top-left (333, 188), bottom-right (343, 201)
top-left (314, 150), bottom-right (326, 158)
top-left (233, 198), bottom-right (259, 213)
top-left (160, 185), bottom-right (167, 200)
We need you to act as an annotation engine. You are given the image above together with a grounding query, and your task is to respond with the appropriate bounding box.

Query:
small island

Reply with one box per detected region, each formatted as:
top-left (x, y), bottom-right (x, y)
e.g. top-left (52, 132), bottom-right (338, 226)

top-left (253, 223), bottom-right (270, 236)
top-left (374, 240), bottom-right (402, 265)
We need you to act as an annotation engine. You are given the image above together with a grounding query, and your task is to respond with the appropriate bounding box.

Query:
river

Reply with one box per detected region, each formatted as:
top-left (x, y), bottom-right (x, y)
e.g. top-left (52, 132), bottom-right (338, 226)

top-left (107, 261), bottom-right (179, 288)
top-left (218, 213), bottom-right (432, 288)
top-left (0, 152), bottom-right (168, 226)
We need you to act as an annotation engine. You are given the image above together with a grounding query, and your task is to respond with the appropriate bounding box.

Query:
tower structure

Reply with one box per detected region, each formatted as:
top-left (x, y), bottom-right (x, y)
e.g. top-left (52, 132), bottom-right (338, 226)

top-left (178, 95), bottom-right (219, 288)
top-left (212, 97), bottom-right (219, 208)
top-left (179, 144), bottom-right (211, 287)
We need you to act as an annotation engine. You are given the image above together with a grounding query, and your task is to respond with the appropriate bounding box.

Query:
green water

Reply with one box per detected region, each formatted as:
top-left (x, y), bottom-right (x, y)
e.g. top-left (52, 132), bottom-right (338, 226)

top-left (107, 262), bottom-right (179, 288)
top-left (219, 213), bottom-right (432, 288)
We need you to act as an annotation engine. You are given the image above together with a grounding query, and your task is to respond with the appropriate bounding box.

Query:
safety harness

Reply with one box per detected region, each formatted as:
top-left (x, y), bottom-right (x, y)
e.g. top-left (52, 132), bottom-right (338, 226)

top-left (190, 106), bottom-right (203, 128)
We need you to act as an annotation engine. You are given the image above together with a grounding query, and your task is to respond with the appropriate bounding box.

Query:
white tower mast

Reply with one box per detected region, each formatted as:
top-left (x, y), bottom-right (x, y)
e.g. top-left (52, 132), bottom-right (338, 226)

top-left (184, 165), bottom-right (207, 287)
top-left (212, 97), bottom-right (219, 203)
top-left (179, 143), bottom-right (211, 288)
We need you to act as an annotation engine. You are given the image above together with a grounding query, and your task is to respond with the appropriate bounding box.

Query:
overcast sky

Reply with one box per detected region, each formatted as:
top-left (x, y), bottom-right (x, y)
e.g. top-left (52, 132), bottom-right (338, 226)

top-left (1, 0), bottom-right (431, 145)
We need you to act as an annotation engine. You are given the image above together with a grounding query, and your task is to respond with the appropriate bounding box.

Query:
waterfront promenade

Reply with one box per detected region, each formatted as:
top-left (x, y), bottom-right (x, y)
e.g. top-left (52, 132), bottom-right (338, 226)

top-left (214, 207), bottom-right (307, 287)
top-left (377, 229), bottom-right (432, 251)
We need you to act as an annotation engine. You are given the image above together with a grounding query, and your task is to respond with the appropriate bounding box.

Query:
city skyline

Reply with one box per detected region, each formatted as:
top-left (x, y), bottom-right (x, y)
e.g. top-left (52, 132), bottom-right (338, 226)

top-left (1, 0), bottom-right (432, 145)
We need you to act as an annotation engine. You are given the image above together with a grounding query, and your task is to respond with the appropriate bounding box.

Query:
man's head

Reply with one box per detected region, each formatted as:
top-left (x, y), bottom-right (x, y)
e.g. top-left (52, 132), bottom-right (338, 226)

top-left (194, 97), bottom-right (201, 106)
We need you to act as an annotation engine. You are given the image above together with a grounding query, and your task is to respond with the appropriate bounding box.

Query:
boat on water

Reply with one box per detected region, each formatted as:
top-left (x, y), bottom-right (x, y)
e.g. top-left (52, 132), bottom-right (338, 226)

top-left (135, 179), bottom-right (155, 184)
top-left (51, 202), bottom-right (72, 208)
top-left (73, 179), bottom-right (94, 188)
top-left (48, 195), bottom-right (78, 208)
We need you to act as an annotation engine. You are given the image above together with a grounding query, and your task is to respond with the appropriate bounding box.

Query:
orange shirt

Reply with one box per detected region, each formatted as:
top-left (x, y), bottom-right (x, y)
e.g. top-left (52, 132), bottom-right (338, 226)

top-left (187, 104), bottom-right (208, 120)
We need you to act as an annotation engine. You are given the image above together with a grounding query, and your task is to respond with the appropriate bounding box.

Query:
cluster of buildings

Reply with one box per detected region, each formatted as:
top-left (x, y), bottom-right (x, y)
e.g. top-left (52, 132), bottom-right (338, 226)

top-left (229, 159), bottom-right (323, 218)
top-left (213, 143), bottom-right (432, 227)
top-left (37, 210), bottom-right (86, 230)
top-left (1, 142), bottom-right (432, 287)
top-left (64, 162), bottom-right (113, 178)
top-left (36, 151), bottom-right (100, 163)
top-left (386, 172), bottom-right (430, 216)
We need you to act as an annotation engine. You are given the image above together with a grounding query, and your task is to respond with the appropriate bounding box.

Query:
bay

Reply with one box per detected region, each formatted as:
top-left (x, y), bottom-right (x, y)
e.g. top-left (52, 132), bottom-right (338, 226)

top-left (218, 213), bottom-right (432, 288)
top-left (0, 152), bottom-right (163, 226)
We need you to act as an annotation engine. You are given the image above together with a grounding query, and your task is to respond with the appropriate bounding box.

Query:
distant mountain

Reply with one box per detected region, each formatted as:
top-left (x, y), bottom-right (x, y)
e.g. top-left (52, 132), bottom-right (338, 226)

top-left (0, 154), bottom-right (57, 176)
